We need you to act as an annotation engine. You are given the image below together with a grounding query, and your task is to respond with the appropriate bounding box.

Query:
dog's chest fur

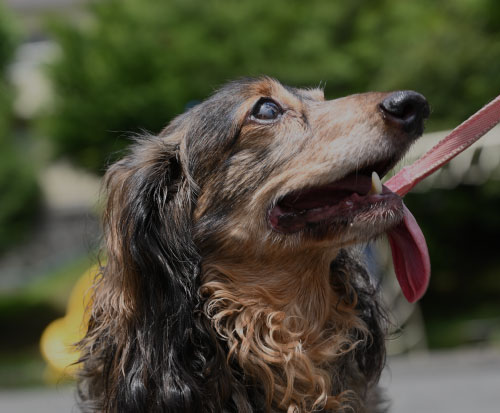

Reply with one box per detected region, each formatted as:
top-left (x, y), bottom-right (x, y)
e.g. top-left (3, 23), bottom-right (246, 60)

top-left (202, 249), bottom-right (388, 413)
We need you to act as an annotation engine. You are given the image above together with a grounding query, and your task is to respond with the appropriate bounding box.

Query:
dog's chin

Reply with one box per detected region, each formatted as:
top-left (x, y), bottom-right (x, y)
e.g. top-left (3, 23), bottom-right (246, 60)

top-left (327, 195), bottom-right (405, 246)
top-left (268, 173), bottom-right (405, 245)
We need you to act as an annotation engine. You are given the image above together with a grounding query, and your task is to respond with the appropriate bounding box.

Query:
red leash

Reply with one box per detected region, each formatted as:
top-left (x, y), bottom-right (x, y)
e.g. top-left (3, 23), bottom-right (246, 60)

top-left (386, 94), bottom-right (500, 196)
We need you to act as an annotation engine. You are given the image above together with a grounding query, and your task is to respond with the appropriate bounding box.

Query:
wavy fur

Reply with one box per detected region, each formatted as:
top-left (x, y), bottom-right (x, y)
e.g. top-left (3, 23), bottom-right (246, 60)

top-left (77, 78), bottom-right (396, 412)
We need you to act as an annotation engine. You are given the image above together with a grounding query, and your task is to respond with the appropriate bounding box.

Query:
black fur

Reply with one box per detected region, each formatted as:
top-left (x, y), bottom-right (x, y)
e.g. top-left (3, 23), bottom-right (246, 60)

top-left (77, 79), bottom-right (388, 412)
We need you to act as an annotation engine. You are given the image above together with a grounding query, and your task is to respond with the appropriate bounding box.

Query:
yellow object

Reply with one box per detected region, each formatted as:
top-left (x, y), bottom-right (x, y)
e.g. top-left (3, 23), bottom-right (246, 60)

top-left (40, 265), bottom-right (97, 381)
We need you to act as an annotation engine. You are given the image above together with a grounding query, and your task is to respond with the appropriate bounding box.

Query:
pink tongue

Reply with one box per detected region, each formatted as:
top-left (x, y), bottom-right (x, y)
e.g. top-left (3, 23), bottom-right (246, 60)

top-left (386, 202), bottom-right (430, 303)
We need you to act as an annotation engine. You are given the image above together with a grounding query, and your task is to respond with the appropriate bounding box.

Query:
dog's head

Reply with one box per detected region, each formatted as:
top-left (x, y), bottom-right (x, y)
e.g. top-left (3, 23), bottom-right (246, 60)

top-left (184, 78), bottom-right (429, 253)
top-left (84, 77), bottom-right (429, 412)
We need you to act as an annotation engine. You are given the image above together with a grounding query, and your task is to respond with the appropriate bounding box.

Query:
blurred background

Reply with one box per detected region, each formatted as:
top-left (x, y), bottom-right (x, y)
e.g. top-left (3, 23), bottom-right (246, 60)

top-left (0, 0), bottom-right (499, 411)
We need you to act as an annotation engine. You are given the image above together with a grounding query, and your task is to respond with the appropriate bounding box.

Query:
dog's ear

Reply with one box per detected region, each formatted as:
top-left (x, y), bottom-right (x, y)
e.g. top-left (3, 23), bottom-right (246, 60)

top-left (78, 136), bottom-right (230, 412)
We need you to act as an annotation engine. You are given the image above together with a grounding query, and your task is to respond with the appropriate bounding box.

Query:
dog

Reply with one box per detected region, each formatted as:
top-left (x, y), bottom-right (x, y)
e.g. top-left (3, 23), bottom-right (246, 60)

top-left (77, 77), bottom-right (430, 412)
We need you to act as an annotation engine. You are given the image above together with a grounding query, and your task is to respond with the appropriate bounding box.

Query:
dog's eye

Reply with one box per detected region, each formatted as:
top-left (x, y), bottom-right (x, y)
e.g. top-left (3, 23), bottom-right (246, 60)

top-left (251, 98), bottom-right (282, 121)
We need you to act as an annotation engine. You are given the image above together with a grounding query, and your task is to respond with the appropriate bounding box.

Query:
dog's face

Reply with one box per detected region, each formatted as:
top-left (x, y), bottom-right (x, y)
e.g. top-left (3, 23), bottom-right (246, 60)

top-left (177, 77), bottom-right (428, 254)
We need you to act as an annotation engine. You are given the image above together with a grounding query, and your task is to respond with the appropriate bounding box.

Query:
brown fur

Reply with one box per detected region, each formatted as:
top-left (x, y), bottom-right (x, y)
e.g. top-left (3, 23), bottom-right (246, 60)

top-left (78, 77), bottom-right (423, 412)
top-left (201, 250), bottom-right (369, 412)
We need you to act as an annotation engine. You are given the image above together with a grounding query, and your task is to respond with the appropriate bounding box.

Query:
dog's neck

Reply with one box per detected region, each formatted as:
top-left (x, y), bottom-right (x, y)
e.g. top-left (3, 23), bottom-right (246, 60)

top-left (201, 246), bottom-right (371, 412)
top-left (202, 247), bottom-right (340, 323)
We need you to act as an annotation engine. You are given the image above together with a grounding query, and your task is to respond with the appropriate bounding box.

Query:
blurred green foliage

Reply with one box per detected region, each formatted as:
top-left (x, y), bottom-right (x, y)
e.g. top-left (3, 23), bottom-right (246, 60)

top-left (0, 1), bottom-right (16, 135)
top-left (44, 0), bottom-right (500, 173)
top-left (0, 3), bottom-right (40, 253)
top-left (406, 183), bottom-right (500, 347)
top-left (33, 0), bottom-right (500, 348)
top-left (0, 255), bottom-right (92, 387)
top-left (0, 148), bottom-right (41, 252)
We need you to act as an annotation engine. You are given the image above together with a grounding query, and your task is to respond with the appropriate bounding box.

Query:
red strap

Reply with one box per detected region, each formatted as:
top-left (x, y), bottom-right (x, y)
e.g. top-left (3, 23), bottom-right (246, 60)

top-left (385, 94), bottom-right (500, 196)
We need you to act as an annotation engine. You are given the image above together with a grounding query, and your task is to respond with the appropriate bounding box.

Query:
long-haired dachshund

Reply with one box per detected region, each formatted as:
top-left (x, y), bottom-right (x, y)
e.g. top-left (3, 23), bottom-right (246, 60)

top-left (78, 77), bottom-right (430, 413)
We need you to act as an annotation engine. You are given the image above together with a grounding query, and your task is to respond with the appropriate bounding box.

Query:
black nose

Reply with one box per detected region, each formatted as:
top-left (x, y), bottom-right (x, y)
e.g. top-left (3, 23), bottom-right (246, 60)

top-left (380, 91), bottom-right (430, 136)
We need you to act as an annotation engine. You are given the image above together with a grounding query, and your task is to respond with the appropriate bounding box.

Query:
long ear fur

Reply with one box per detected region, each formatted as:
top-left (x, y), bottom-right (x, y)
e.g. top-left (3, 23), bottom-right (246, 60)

top-left (77, 136), bottom-right (233, 412)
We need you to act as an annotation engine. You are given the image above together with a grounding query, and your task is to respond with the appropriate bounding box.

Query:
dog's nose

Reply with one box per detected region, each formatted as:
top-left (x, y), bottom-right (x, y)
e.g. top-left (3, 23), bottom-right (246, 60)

top-left (380, 91), bottom-right (430, 136)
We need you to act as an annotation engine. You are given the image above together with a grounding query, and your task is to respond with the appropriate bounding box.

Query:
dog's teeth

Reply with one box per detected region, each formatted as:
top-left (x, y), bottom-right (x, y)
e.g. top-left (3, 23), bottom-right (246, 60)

top-left (370, 171), bottom-right (383, 195)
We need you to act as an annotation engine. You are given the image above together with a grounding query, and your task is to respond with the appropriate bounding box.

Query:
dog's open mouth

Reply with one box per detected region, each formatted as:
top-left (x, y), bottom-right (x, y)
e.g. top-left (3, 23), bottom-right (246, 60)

top-left (269, 160), bottom-right (399, 234)
top-left (269, 172), bottom-right (398, 233)
top-left (268, 164), bottom-right (430, 303)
